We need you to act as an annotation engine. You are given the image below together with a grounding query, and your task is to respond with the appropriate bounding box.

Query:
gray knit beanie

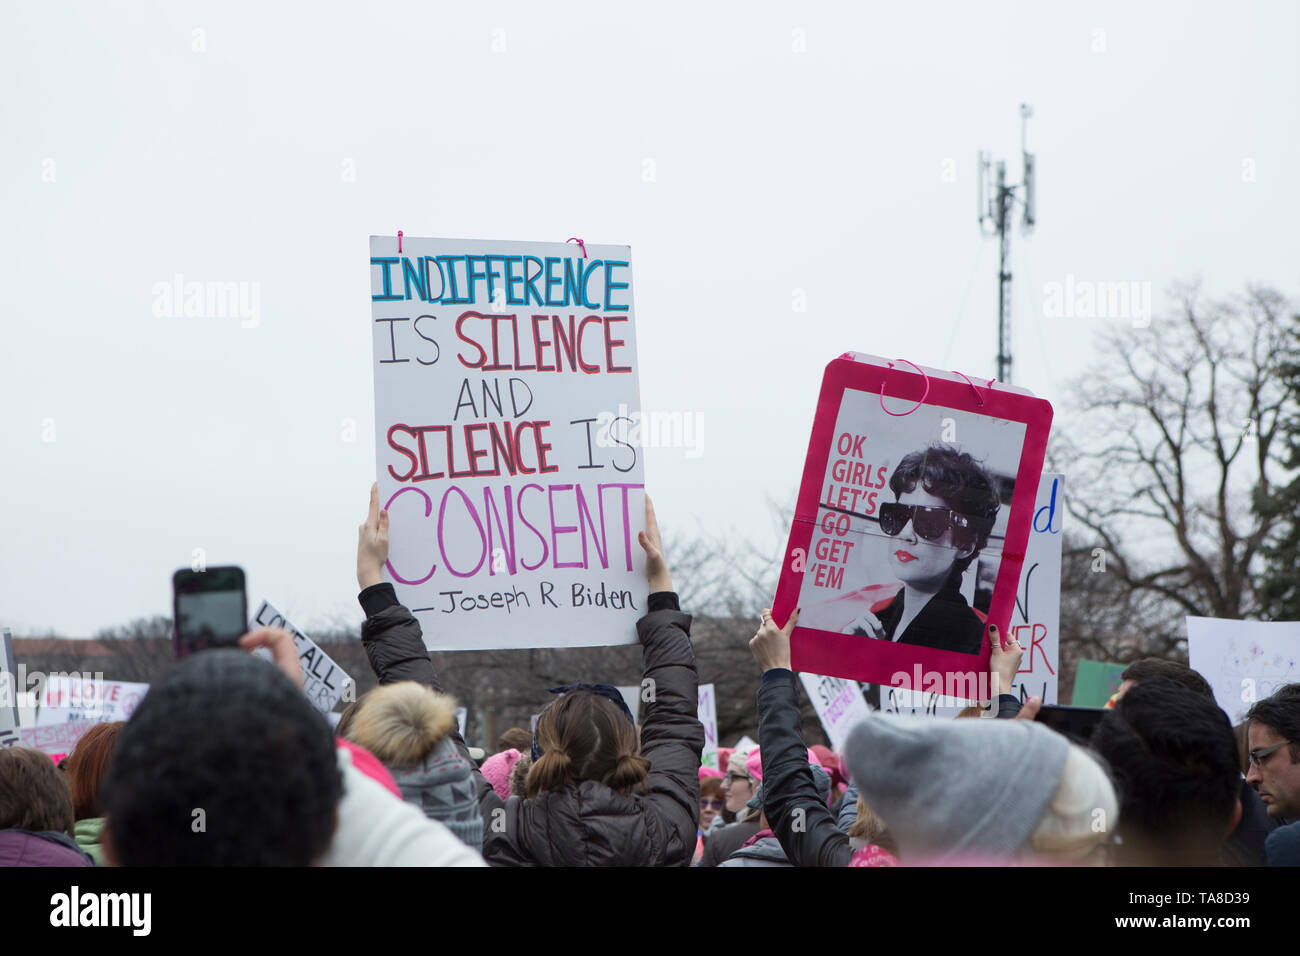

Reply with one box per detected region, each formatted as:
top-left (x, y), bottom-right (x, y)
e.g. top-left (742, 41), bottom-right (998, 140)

top-left (390, 735), bottom-right (484, 851)
top-left (843, 712), bottom-right (1069, 861)
top-left (345, 681), bottom-right (483, 851)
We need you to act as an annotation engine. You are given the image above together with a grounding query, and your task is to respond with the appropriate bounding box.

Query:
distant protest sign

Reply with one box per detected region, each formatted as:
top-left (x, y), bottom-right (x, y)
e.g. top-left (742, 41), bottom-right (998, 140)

top-left (775, 352), bottom-right (1053, 692)
top-left (18, 721), bottom-right (95, 757)
top-left (1, 628), bottom-right (18, 747)
top-left (1072, 660), bottom-right (1127, 707)
top-left (868, 473), bottom-right (1063, 717)
top-left (1187, 617), bottom-right (1300, 725)
top-left (36, 677), bottom-right (149, 726)
top-left (250, 601), bottom-right (353, 713)
top-left (370, 236), bottom-right (646, 651)
top-left (698, 683), bottom-right (719, 769)
top-left (799, 672), bottom-right (870, 751)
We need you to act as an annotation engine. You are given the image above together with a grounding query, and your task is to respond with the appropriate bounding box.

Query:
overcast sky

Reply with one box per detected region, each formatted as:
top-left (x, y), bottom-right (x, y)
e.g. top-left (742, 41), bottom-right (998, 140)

top-left (2, 1), bottom-right (1297, 637)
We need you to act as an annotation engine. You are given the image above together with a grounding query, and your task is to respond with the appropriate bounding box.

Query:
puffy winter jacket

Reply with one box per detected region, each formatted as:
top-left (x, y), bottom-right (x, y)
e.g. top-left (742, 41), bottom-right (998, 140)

top-left (757, 670), bottom-right (855, 867)
top-left (358, 585), bottom-right (704, 866)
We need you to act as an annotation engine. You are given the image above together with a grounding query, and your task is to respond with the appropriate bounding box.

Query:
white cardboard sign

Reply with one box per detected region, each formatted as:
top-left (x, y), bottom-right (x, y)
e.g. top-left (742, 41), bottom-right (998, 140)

top-left (799, 672), bottom-right (871, 751)
top-left (1187, 616), bottom-right (1300, 725)
top-left (0, 628), bottom-right (18, 747)
top-left (36, 677), bottom-right (150, 726)
top-left (698, 683), bottom-right (719, 769)
top-left (251, 601), bottom-right (353, 713)
top-left (370, 236), bottom-right (646, 650)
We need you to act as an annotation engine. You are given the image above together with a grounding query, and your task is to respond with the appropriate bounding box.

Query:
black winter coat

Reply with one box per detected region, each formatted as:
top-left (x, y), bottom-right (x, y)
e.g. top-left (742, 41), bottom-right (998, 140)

top-left (756, 670), bottom-right (855, 867)
top-left (358, 586), bottom-right (704, 866)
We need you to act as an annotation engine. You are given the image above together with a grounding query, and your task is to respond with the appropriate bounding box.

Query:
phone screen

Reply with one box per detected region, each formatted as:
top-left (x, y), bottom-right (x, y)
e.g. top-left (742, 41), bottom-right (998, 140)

top-left (1034, 704), bottom-right (1107, 743)
top-left (173, 567), bottom-right (247, 658)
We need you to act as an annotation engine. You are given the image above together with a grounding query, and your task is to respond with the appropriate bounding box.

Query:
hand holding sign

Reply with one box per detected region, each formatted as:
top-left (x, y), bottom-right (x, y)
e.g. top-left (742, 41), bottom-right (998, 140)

top-left (239, 628), bottom-right (305, 689)
top-left (638, 495), bottom-right (671, 593)
top-left (988, 624), bottom-right (1022, 698)
top-left (750, 607), bottom-right (799, 673)
top-left (358, 482), bottom-right (390, 590)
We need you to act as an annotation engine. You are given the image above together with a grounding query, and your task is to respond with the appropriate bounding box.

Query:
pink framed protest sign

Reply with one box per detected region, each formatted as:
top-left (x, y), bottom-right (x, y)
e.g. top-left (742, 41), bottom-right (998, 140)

top-left (773, 353), bottom-right (1053, 691)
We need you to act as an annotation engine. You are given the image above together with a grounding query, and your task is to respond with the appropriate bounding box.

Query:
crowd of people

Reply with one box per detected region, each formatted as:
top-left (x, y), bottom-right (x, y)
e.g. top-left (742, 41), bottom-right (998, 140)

top-left (1, 485), bottom-right (1297, 868)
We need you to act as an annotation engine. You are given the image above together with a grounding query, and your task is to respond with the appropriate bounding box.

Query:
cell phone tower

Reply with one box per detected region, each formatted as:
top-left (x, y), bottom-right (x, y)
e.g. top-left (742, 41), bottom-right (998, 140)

top-left (977, 104), bottom-right (1036, 384)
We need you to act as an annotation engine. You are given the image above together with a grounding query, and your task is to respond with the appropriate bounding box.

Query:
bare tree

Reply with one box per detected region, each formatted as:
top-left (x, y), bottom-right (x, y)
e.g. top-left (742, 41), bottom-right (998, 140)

top-left (95, 616), bottom-right (173, 684)
top-left (1054, 282), bottom-right (1295, 660)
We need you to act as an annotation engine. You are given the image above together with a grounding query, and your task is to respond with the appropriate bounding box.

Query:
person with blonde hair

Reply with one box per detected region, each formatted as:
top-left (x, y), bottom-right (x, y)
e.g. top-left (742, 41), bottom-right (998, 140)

top-left (342, 681), bottom-right (482, 851)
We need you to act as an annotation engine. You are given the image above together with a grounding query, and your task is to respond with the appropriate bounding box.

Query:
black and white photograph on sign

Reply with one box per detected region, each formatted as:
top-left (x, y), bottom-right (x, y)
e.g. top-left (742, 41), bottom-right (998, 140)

top-left (797, 389), bottom-right (1027, 657)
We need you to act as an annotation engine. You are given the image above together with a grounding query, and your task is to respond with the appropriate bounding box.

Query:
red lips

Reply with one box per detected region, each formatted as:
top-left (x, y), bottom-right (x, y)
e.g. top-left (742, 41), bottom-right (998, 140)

top-left (894, 550), bottom-right (917, 563)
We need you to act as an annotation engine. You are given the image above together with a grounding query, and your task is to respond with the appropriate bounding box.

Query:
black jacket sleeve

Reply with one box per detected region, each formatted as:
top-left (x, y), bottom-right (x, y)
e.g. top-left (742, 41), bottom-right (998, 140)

top-left (757, 669), bottom-right (853, 867)
top-left (996, 694), bottom-right (1022, 719)
top-left (635, 597), bottom-right (706, 864)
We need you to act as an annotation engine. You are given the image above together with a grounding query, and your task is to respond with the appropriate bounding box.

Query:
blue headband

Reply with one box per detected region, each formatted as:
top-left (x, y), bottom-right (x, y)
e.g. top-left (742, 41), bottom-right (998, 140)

top-left (531, 683), bottom-right (637, 761)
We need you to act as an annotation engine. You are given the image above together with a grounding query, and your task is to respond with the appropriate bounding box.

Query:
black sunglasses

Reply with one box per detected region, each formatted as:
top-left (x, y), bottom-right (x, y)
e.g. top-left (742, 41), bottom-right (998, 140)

top-left (879, 502), bottom-right (990, 547)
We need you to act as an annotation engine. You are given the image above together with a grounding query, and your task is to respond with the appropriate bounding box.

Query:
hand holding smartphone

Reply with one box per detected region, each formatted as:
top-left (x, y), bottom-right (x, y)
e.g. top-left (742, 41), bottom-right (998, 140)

top-left (172, 566), bottom-right (248, 659)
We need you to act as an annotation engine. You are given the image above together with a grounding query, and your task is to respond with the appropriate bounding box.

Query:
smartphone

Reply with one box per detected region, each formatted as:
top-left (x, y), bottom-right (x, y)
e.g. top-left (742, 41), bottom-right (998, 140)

top-left (172, 566), bottom-right (248, 659)
top-left (1034, 704), bottom-right (1107, 743)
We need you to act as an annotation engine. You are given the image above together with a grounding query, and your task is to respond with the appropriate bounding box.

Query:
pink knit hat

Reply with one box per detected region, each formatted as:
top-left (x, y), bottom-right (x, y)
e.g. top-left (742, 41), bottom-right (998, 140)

top-left (699, 765), bottom-right (725, 780)
top-left (481, 748), bottom-right (522, 800)
top-left (746, 746), bottom-right (821, 784)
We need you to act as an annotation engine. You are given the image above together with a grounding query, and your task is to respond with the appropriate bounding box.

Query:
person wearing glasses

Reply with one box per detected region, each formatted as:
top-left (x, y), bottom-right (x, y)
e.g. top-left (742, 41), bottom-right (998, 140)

top-left (1245, 684), bottom-right (1300, 865)
top-left (842, 445), bottom-right (999, 656)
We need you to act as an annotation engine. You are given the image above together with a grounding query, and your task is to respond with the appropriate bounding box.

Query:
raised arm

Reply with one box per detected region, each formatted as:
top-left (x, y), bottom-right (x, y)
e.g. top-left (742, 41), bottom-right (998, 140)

top-left (750, 608), bottom-right (853, 867)
top-left (356, 483), bottom-right (441, 688)
top-left (635, 496), bottom-right (705, 864)
top-left (353, 485), bottom-right (503, 822)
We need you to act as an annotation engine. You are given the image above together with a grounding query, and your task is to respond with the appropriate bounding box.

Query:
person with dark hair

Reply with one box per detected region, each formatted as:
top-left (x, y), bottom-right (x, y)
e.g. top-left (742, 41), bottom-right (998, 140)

top-left (63, 720), bottom-right (125, 865)
top-left (1117, 658), bottom-right (1214, 700)
top-left (1092, 677), bottom-right (1242, 865)
top-left (0, 747), bottom-right (95, 866)
top-left (1113, 657), bottom-right (1276, 865)
top-left (1245, 683), bottom-right (1300, 864)
top-left (843, 444), bottom-right (1000, 655)
top-left (100, 649), bottom-right (347, 866)
top-left (354, 485), bottom-right (704, 866)
top-left (101, 642), bottom-right (483, 867)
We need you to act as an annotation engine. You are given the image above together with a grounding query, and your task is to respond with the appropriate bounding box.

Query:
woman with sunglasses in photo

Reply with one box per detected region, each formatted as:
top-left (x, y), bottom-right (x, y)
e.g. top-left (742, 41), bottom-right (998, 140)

top-left (842, 445), bottom-right (999, 656)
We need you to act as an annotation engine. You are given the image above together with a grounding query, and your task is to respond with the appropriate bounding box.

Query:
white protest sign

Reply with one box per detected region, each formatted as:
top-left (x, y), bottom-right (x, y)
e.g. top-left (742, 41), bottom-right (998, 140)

top-left (1, 628), bottom-right (18, 747)
top-left (799, 672), bottom-right (871, 751)
top-left (698, 683), bottom-right (719, 769)
top-left (371, 236), bottom-right (646, 651)
top-left (880, 473), bottom-right (1063, 717)
top-left (18, 721), bottom-right (96, 757)
top-left (1187, 617), bottom-right (1300, 725)
top-left (36, 677), bottom-right (149, 726)
top-left (250, 601), bottom-right (353, 713)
